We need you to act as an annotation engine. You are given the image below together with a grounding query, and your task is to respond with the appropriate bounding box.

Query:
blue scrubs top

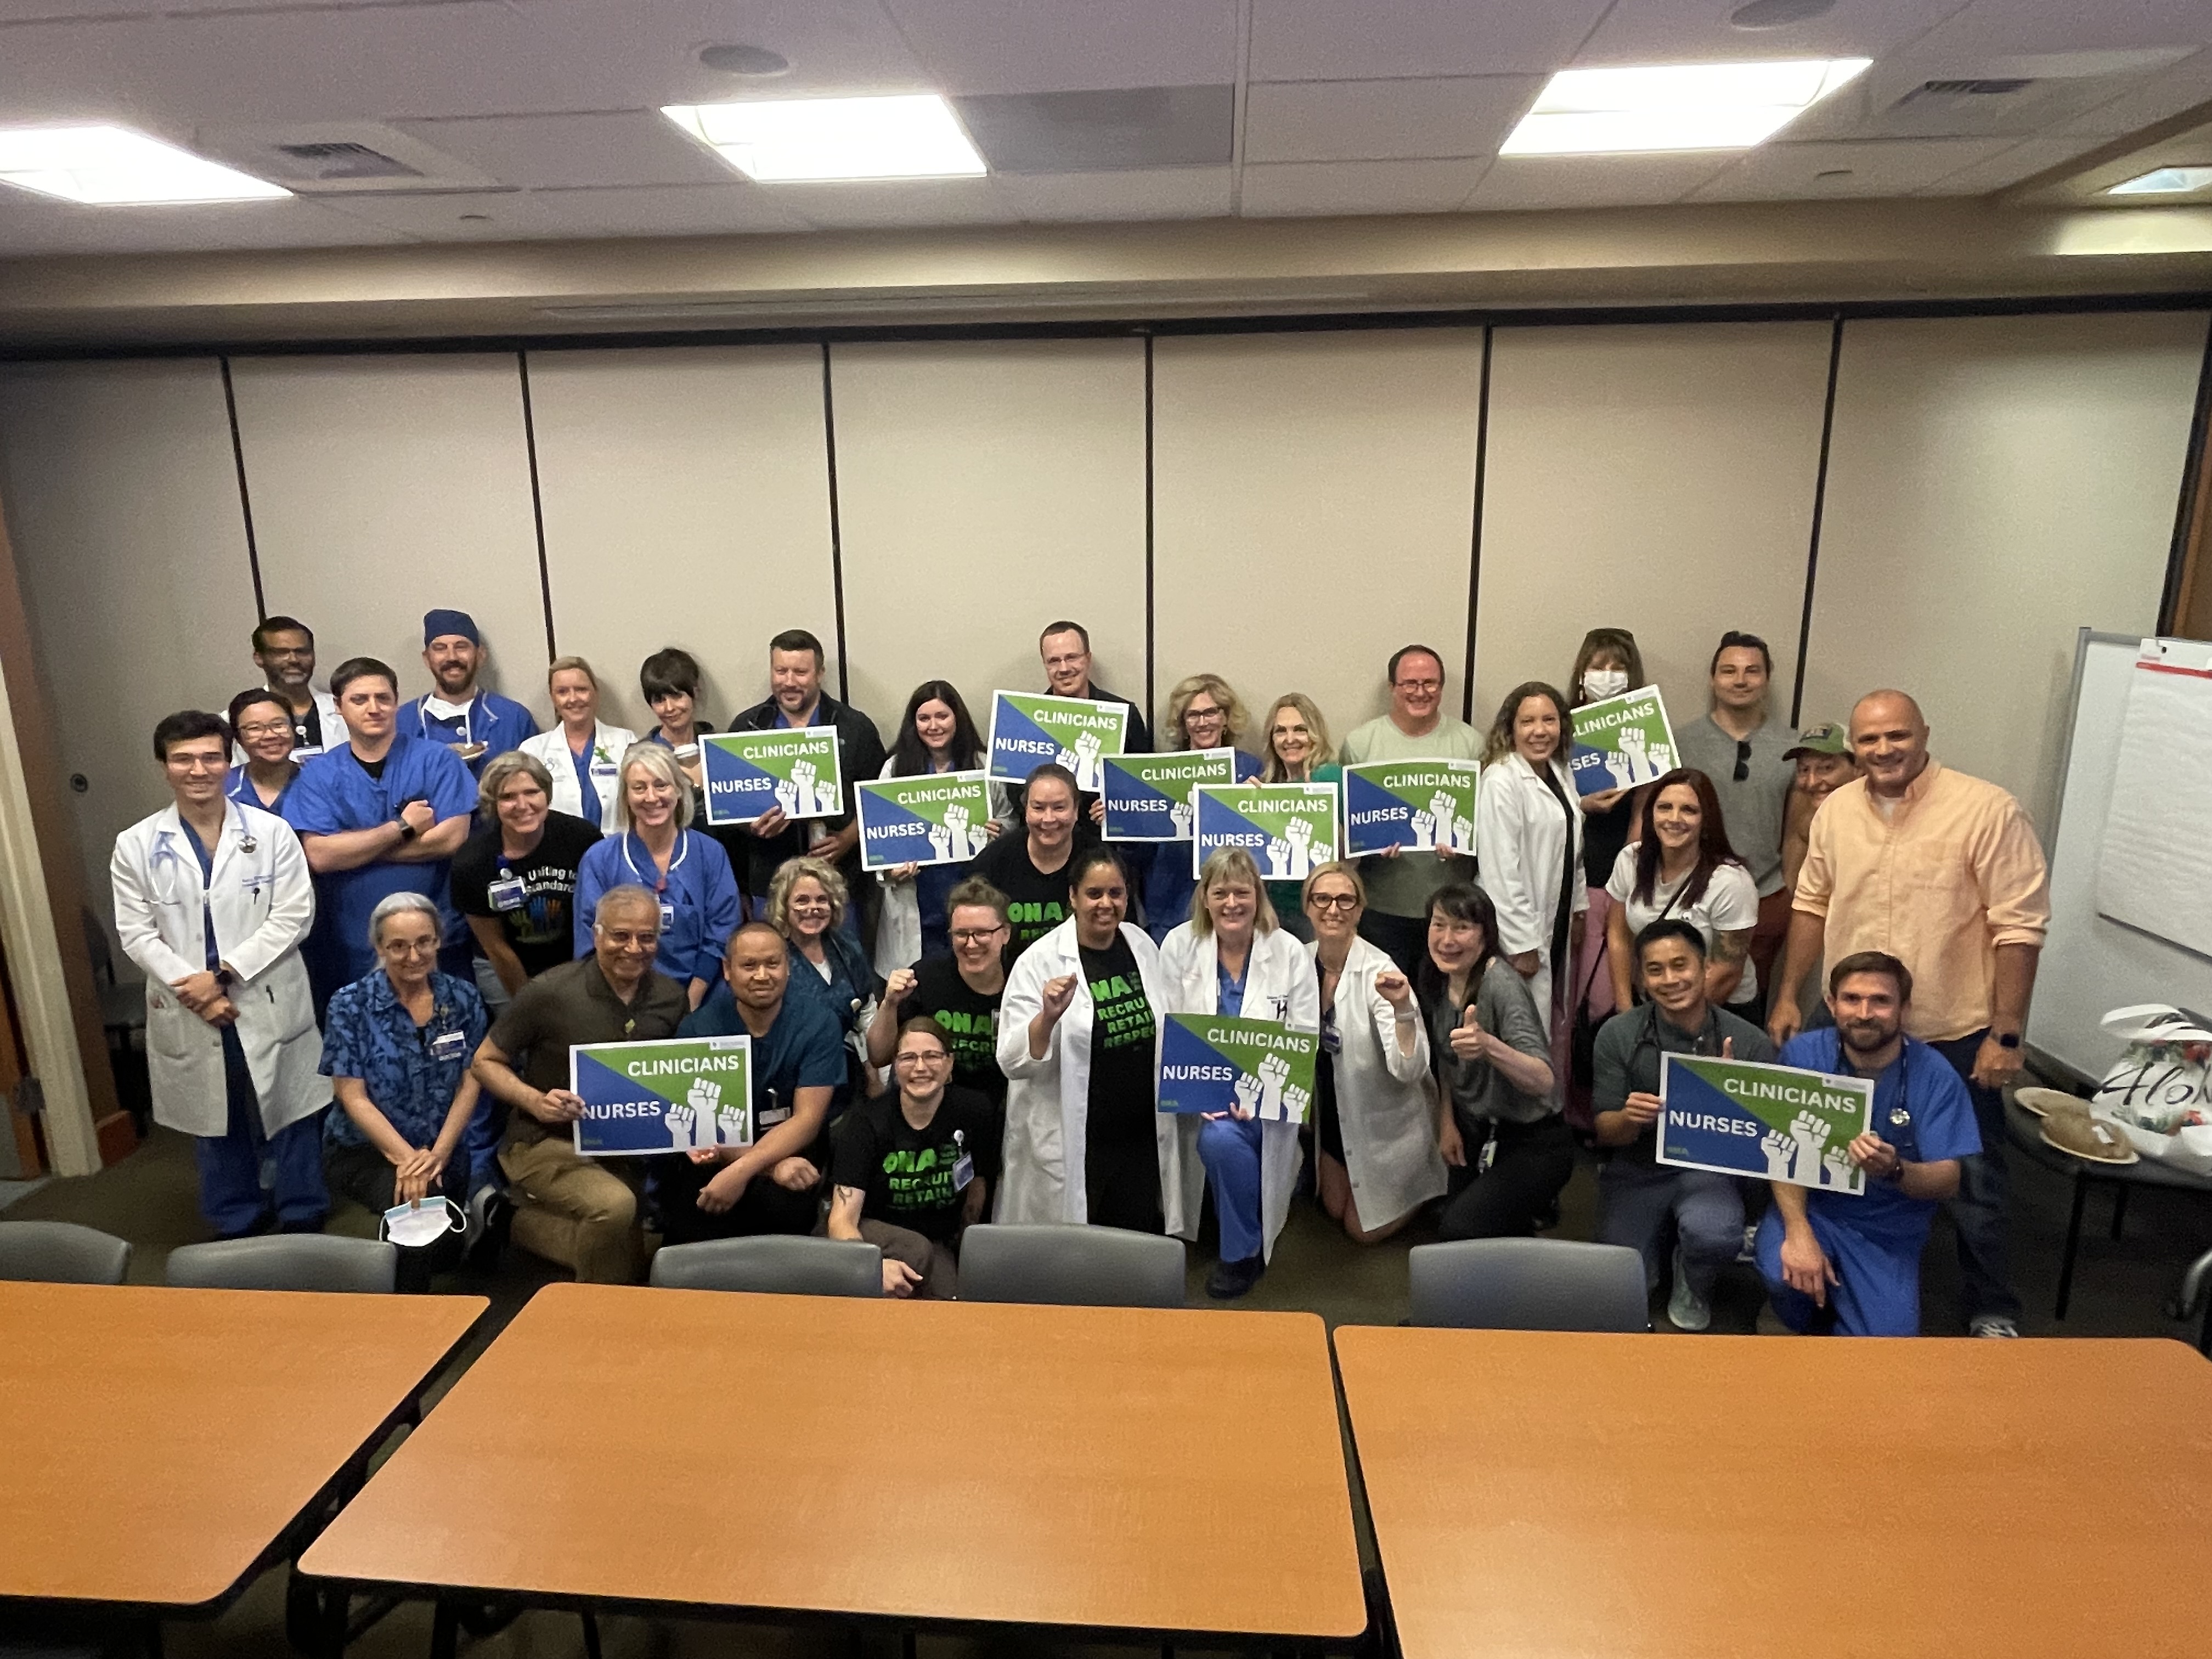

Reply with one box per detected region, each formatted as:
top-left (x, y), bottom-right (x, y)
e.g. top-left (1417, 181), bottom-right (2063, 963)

top-left (569, 740), bottom-right (601, 828)
top-left (282, 732), bottom-right (479, 991)
top-left (1144, 749), bottom-right (1265, 941)
top-left (403, 690), bottom-right (538, 778)
top-left (224, 764), bottom-right (296, 816)
top-left (572, 828), bottom-right (741, 989)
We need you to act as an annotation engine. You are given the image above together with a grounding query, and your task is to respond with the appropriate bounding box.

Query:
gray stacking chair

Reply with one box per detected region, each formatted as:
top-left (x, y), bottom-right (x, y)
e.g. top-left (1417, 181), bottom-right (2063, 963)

top-left (958, 1222), bottom-right (1186, 1308)
top-left (1407, 1238), bottom-right (1650, 1332)
top-left (164, 1234), bottom-right (397, 1294)
top-left (649, 1235), bottom-right (882, 1297)
top-left (0, 1220), bottom-right (131, 1286)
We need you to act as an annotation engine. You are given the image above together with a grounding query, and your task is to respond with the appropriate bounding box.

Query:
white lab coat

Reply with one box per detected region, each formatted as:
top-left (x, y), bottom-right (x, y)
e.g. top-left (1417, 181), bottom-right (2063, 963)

top-left (1473, 750), bottom-right (1587, 1024)
top-left (1310, 935), bottom-right (1446, 1230)
top-left (520, 723), bottom-right (637, 831)
top-left (109, 802), bottom-right (327, 1139)
top-left (1158, 922), bottom-right (1317, 1263)
top-left (996, 919), bottom-right (1191, 1236)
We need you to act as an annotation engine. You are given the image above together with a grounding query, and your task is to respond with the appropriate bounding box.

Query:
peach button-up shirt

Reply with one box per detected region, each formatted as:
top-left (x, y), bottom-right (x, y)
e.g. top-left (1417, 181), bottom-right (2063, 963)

top-left (1792, 759), bottom-right (2051, 1043)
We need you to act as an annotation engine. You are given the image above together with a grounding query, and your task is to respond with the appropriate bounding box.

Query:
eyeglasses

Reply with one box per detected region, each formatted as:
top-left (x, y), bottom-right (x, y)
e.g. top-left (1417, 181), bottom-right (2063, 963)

top-left (1734, 740), bottom-right (1752, 783)
top-left (1309, 893), bottom-right (1359, 911)
top-left (236, 720), bottom-right (292, 741)
top-left (951, 927), bottom-right (1006, 945)
top-left (893, 1051), bottom-right (950, 1067)
top-left (1393, 679), bottom-right (1442, 694)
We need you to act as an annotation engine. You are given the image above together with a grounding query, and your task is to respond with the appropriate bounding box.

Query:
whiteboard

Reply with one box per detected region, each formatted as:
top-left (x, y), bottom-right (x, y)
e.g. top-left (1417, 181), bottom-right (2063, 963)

top-left (2028, 629), bottom-right (2212, 1084)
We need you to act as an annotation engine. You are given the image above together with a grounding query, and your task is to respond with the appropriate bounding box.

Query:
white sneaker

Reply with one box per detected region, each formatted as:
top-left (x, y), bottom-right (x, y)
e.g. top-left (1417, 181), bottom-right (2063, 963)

top-left (1970, 1315), bottom-right (2021, 1338)
top-left (1667, 1243), bottom-right (1712, 1332)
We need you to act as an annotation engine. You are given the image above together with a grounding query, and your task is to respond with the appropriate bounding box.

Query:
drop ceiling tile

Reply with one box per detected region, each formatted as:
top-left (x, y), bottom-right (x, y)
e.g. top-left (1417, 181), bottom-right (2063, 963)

top-left (1243, 76), bottom-right (1538, 163)
top-left (1911, 134), bottom-right (2123, 193)
top-left (1573, 0), bottom-right (1968, 69)
top-left (768, 176), bottom-right (1024, 229)
top-left (312, 189), bottom-right (566, 240)
top-left (1463, 152), bottom-right (1735, 210)
top-left (1237, 157), bottom-right (1492, 217)
top-left (518, 183), bottom-right (816, 237)
top-left (2057, 48), bottom-right (2212, 136)
top-left (1900, 0), bottom-right (2212, 60)
top-left (1248, 0), bottom-right (1612, 82)
top-left (954, 86), bottom-right (1234, 173)
top-left (995, 166), bottom-right (1232, 221)
top-left (882, 0), bottom-right (1239, 93)
top-left (390, 112), bottom-right (735, 191)
top-left (1687, 136), bottom-right (2017, 200)
top-left (0, 190), bottom-right (413, 256)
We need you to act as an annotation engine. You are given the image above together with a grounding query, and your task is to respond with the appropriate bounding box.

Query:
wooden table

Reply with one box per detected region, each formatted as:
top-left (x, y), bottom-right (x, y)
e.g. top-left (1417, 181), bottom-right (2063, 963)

top-left (303, 1282), bottom-right (1368, 1644)
top-left (0, 1281), bottom-right (484, 1612)
top-left (1336, 1325), bottom-right (2212, 1659)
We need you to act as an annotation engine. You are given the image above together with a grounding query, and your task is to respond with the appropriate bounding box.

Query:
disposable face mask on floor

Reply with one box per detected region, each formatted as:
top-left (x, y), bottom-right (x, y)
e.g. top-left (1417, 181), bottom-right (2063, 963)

top-left (381, 1195), bottom-right (466, 1249)
top-left (1582, 669), bottom-right (1630, 699)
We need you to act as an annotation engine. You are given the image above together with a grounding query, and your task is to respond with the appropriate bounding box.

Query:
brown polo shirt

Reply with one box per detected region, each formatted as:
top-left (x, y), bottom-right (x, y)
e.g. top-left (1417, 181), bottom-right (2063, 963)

top-left (489, 953), bottom-right (688, 1148)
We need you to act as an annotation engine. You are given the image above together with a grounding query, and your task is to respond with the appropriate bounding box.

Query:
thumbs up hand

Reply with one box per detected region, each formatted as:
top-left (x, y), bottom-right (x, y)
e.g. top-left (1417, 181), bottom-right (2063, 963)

top-left (1447, 1002), bottom-right (1488, 1063)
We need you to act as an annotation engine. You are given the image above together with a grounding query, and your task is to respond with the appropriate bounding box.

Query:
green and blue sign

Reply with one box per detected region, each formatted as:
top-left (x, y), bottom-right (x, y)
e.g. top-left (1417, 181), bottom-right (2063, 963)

top-left (1102, 748), bottom-right (1238, 842)
top-left (854, 771), bottom-right (996, 872)
top-left (986, 690), bottom-right (1131, 788)
top-left (1342, 759), bottom-right (1480, 857)
top-left (569, 1036), bottom-right (754, 1158)
top-left (1659, 1053), bottom-right (1871, 1193)
top-left (699, 727), bottom-right (843, 826)
top-left (1158, 1014), bottom-right (1318, 1123)
top-left (1192, 782), bottom-right (1339, 881)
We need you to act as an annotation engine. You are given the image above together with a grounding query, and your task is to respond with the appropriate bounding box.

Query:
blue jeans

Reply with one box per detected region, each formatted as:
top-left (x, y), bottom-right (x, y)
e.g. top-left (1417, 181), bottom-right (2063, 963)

top-left (1596, 1161), bottom-right (1743, 1300)
top-left (1928, 1029), bottom-right (2021, 1325)
top-left (195, 1028), bottom-right (328, 1235)
top-left (1197, 1116), bottom-right (1265, 1262)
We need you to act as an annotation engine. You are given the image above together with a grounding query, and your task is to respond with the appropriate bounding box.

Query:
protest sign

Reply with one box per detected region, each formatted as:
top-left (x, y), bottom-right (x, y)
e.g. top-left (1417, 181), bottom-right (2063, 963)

top-left (1159, 1014), bottom-right (1318, 1124)
top-left (1102, 748), bottom-right (1237, 842)
top-left (570, 1036), bottom-right (753, 1157)
top-left (1567, 686), bottom-right (1678, 800)
top-left (1342, 759), bottom-right (1480, 857)
top-left (854, 771), bottom-right (995, 872)
top-left (986, 691), bottom-right (1131, 788)
top-left (699, 727), bottom-right (843, 826)
top-left (1660, 1052), bottom-right (1874, 1193)
top-left (1192, 783), bottom-right (1340, 881)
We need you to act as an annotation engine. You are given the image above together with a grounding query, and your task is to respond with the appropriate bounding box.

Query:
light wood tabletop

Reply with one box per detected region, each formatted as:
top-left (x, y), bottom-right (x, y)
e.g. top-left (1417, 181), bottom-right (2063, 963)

top-left (303, 1282), bottom-right (1368, 1640)
top-left (0, 1281), bottom-right (485, 1609)
top-left (1335, 1325), bottom-right (2212, 1659)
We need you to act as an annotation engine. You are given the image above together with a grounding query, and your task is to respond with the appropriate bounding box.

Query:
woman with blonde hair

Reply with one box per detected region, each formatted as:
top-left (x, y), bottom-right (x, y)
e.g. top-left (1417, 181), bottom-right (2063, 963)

top-left (518, 656), bottom-right (636, 832)
top-left (1143, 673), bottom-right (1263, 944)
top-left (768, 854), bottom-right (885, 1108)
top-left (1258, 691), bottom-right (1342, 940)
top-left (571, 742), bottom-right (740, 1008)
top-left (1159, 846), bottom-right (1318, 1298)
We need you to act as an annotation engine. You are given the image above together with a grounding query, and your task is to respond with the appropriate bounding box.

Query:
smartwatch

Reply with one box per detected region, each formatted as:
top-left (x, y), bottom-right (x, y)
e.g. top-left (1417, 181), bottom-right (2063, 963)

top-left (1995, 1032), bottom-right (2021, 1050)
top-left (394, 816), bottom-right (419, 844)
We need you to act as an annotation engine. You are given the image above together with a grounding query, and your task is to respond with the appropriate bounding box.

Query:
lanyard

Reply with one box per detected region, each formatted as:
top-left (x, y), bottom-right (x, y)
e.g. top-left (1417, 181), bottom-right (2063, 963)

top-left (622, 830), bottom-right (688, 895)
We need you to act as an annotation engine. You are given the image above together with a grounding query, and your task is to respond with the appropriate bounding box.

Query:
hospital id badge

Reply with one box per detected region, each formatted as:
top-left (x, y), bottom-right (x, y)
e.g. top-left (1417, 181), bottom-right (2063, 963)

top-left (658, 900), bottom-right (676, 930)
top-left (487, 875), bottom-right (526, 912)
top-left (952, 1154), bottom-right (975, 1191)
top-left (1477, 1135), bottom-right (1498, 1175)
top-left (430, 1029), bottom-right (467, 1061)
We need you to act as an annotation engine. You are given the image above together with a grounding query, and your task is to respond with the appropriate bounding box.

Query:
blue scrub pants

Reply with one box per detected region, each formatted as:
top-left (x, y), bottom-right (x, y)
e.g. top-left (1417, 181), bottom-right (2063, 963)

top-left (1597, 1163), bottom-right (1743, 1300)
top-left (1198, 1116), bottom-right (1265, 1262)
top-left (194, 1028), bottom-right (327, 1236)
top-left (1754, 1204), bottom-right (1922, 1336)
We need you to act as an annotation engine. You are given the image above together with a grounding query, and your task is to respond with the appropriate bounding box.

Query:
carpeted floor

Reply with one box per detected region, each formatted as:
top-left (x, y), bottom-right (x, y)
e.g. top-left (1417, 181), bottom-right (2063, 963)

top-left (7, 1094), bottom-right (2210, 1657)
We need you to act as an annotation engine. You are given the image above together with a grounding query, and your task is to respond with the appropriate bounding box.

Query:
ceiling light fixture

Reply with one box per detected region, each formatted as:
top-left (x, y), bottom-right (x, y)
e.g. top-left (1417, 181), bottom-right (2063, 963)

top-left (0, 123), bottom-right (289, 204)
top-left (1499, 58), bottom-right (1870, 155)
top-left (2105, 165), bottom-right (2212, 196)
top-left (661, 94), bottom-right (984, 182)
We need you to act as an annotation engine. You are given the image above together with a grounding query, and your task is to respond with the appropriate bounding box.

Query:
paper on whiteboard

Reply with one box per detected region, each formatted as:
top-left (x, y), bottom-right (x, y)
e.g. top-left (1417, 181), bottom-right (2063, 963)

top-left (2095, 639), bottom-right (2212, 960)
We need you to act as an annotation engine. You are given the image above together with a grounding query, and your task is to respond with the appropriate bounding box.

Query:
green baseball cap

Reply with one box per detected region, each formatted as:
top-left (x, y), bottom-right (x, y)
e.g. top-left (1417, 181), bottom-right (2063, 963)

top-left (1786, 721), bottom-right (1852, 759)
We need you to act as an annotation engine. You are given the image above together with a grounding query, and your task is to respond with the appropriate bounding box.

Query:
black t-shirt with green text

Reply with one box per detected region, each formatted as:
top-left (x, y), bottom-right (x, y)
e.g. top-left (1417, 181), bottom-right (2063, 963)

top-left (1080, 932), bottom-right (1157, 1149)
top-left (898, 953), bottom-right (1005, 1106)
top-left (970, 826), bottom-right (1098, 960)
top-left (830, 1085), bottom-right (1000, 1243)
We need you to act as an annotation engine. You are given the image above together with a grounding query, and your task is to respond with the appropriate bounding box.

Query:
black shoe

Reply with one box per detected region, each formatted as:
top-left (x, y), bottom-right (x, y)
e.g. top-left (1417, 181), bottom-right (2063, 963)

top-left (1205, 1255), bottom-right (1265, 1300)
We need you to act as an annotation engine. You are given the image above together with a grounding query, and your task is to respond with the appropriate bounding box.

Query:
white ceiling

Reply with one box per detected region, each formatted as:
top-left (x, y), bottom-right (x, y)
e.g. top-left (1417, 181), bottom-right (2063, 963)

top-left (0, 0), bottom-right (2205, 257)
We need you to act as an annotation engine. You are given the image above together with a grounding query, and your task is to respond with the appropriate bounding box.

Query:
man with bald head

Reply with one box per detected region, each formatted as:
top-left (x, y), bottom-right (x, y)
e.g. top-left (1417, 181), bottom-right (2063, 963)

top-left (1769, 689), bottom-right (2050, 1338)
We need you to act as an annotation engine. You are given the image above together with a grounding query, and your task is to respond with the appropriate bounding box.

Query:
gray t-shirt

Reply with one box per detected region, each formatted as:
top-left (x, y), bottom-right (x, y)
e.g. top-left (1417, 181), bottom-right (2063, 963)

top-left (1339, 713), bottom-right (1484, 918)
top-left (1674, 713), bottom-right (1796, 896)
top-left (1426, 956), bottom-right (1553, 1126)
top-left (1591, 1001), bottom-right (1775, 1167)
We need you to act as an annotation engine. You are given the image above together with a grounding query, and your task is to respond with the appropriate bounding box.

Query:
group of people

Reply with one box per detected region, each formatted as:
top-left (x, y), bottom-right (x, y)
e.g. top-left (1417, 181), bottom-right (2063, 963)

top-left (110, 608), bottom-right (2050, 1330)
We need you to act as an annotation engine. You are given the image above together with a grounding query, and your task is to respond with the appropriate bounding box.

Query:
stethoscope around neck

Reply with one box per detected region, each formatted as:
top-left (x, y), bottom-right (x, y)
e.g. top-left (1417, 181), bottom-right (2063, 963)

top-left (149, 806), bottom-right (259, 905)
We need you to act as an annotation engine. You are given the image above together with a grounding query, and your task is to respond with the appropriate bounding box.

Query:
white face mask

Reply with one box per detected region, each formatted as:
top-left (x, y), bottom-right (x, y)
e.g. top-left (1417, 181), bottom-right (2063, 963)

top-left (381, 1195), bottom-right (465, 1250)
top-left (1582, 668), bottom-right (1630, 700)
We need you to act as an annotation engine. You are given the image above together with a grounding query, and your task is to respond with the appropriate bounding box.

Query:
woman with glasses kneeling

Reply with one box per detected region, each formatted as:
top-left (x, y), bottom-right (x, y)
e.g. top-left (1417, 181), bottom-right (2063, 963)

top-left (1420, 881), bottom-right (1573, 1239)
top-left (320, 891), bottom-right (495, 1289)
top-left (1304, 861), bottom-right (1444, 1245)
top-left (1159, 847), bottom-right (1317, 1299)
top-left (998, 845), bottom-right (1183, 1235)
top-left (825, 1019), bottom-right (997, 1298)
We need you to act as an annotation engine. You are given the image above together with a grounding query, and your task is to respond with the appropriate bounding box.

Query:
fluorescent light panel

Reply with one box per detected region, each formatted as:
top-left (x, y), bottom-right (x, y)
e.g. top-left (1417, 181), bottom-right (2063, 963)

top-left (1501, 58), bottom-right (1871, 155)
top-left (662, 94), bottom-right (985, 182)
top-left (2106, 165), bottom-right (2212, 196)
top-left (0, 124), bottom-right (288, 204)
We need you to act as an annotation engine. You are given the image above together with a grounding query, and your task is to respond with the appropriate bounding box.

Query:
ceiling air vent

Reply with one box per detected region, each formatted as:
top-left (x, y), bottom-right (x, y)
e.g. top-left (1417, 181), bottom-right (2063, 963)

top-left (272, 140), bottom-right (424, 182)
top-left (1910, 77), bottom-right (2034, 98)
top-left (192, 122), bottom-right (500, 194)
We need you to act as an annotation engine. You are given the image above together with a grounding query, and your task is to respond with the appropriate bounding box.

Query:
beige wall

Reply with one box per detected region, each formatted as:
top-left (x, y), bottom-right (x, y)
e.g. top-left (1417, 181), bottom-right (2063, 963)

top-left (227, 353), bottom-right (552, 724)
top-left (1476, 321), bottom-right (1834, 738)
top-left (526, 345), bottom-right (837, 732)
top-left (1153, 330), bottom-right (1485, 756)
top-left (1801, 310), bottom-right (2210, 828)
top-left (0, 359), bottom-right (258, 924)
top-left (831, 339), bottom-right (1147, 741)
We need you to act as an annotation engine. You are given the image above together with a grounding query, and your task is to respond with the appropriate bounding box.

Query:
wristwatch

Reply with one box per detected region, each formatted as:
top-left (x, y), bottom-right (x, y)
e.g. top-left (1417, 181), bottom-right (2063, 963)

top-left (1995, 1032), bottom-right (2021, 1050)
top-left (394, 816), bottom-right (418, 843)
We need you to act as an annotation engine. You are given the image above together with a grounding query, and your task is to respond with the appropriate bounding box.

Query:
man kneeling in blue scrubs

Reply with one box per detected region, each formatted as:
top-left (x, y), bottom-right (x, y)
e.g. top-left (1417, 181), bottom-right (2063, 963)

top-left (1757, 950), bottom-right (1979, 1336)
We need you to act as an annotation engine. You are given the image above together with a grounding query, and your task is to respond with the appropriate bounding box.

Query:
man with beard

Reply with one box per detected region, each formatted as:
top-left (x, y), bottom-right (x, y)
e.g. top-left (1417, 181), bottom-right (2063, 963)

top-left (402, 608), bottom-right (538, 778)
top-left (1756, 952), bottom-right (1979, 1336)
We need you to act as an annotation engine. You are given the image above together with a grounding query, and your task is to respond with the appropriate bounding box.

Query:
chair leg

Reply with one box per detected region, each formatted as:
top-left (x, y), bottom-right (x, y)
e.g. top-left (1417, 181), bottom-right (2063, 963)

top-left (430, 1601), bottom-right (460, 1659)
top-left (580, 1609), bottom-right (603, 1659)
top-left (2055, 1175), bottom-right (2089, 1319)
top-left (2110, 1184), bottom-right (2130, 1240)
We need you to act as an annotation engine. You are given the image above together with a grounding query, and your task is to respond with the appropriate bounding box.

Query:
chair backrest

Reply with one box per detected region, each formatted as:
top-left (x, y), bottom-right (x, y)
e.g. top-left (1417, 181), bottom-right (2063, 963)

top-left (649, 1235), bottom-right (882, 1297)
top-left (959, 1223), bottom-right (1186, 1308)
top-left (1407, 1238), bottom-right (1649, 1333)
top-left (165, 1235), bottom-right (397, 1294)
top-left (0, 1219), bottom-right (132, 1286)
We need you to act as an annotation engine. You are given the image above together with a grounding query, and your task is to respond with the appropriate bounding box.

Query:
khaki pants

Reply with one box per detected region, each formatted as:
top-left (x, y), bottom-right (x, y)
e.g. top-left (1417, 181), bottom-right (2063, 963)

top-left (822, 1217), bottom-right (961, 1299)
top-left (500, 1135), bottom-right (642, 1285)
